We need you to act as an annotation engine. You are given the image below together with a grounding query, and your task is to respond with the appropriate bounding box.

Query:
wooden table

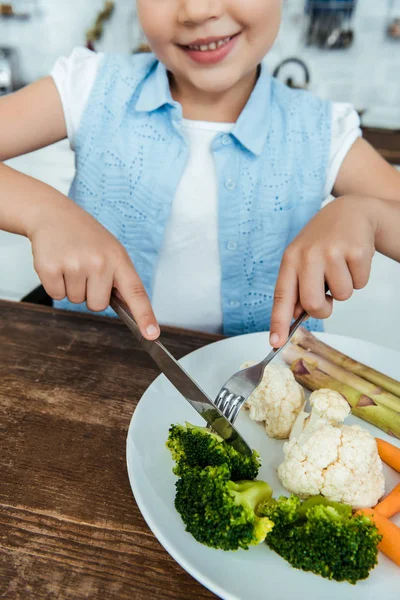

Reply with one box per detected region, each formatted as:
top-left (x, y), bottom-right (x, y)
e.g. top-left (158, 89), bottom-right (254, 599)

top-left (0, 300), bottom-right (220, 599)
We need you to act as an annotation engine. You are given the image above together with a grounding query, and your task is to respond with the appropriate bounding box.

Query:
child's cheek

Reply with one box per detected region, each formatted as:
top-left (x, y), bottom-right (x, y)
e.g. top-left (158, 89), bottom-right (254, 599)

top-left (140, 28), bottom-right (172, 63)
top-left (137, 3), bottom-right (171, 53)
top-left (242, 0), bottom-right (282, 48)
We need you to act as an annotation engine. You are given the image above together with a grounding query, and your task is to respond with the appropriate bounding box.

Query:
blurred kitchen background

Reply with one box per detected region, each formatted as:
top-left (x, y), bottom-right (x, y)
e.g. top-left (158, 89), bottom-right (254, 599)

top-left (1, 0), bottom-right (400, 349)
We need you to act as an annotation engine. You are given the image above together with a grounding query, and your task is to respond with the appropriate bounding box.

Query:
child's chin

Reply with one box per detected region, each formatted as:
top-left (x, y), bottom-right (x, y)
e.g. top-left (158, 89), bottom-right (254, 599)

top-left (189, 70), bottom-right (245, 95)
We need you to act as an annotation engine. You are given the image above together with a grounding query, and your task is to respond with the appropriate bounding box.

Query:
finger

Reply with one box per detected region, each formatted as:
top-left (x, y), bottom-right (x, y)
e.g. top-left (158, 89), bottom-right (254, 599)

top-left (347, 247), bottom-right (373, 290)
top-left (270, 261), bottom-right (299, 348)
top-left (34, 260), bottom-right (66, 301)
top-left (325, 257), bottom-right (354, 302)
top-left (64, 274), bottom-right (87, 305)
top-left (114, 262), bottom-right (159, 340)
top-left (63, 261), bottom-right (87, 304)
top-left (299, 260), bottom-right (332, 319)
top-left (293, 301), bottom-right (304, 319)
top-left (86, 272), bottom-right (113, 312)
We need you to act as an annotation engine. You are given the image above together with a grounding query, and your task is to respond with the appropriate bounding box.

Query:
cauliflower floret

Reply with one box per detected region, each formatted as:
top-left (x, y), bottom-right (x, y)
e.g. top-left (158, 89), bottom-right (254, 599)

top-left (242, 363), bottom-right (305, 439)
top-left (321, 425), bottom-right (385, 507)
top-left (309, 389), bottom-right (351, 425)
top-left (288, 388), bottom-right (349, 441)
top-left (278, 424), bottom-right (342, 497)
top-left (277, 389), bottom-right (385, 509)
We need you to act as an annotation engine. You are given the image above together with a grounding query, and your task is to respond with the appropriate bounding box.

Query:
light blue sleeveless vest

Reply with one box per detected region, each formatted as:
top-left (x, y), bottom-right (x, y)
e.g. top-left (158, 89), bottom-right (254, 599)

top-left (55, 53), bottom-right (332, 336)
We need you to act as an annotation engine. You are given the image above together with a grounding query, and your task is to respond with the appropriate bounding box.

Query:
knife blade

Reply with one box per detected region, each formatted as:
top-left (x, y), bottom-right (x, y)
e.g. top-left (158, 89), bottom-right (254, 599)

top-left (110, 291), bottom-right (252, 456)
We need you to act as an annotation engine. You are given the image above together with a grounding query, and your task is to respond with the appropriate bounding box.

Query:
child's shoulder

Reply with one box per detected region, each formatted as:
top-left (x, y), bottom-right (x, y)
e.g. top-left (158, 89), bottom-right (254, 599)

top-left (52, 46), bottom-right (158, 91)
top-left (267, 73), bottom-right (332, 133)
top-left (101, 48), bottom-right (158, 75)
top-left (270, 74), bottom-right (331, 112)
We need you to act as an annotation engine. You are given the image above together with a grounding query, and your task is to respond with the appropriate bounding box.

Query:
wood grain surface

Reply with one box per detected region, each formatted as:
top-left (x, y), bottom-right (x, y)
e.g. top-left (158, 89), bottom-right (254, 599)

top-left (0, 301), bottom-right (222, 599)
top-left (362, 126), bottom-right (400, 165)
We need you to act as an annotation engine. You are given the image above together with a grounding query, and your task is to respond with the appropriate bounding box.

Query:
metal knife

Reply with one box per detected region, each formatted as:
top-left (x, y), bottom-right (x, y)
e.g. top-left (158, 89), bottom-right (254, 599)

top-left (110, 291), bottom-right (252, 456)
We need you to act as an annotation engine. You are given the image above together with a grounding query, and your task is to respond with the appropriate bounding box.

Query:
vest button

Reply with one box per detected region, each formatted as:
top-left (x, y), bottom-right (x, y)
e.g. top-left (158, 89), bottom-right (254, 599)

top-left (229, 300), bottom-right (240, 308)
top-left (221, 134), bottom-right (231, 146)
top-left (227, 240), bottom-right (237, 251)
top-left (225, 179), bottom-right (236, 191)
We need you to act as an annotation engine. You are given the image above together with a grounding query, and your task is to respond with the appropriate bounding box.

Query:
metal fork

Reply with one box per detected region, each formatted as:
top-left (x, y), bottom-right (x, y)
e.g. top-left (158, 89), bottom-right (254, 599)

top-left (213, 312), bottom-right (309, 424)
top-left (214, 283), bottom-right (330, 424)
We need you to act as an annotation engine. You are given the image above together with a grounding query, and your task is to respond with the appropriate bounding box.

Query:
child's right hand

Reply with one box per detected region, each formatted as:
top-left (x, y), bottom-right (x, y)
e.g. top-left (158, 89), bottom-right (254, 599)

top-left (28, 201), bottom-right (160, 339)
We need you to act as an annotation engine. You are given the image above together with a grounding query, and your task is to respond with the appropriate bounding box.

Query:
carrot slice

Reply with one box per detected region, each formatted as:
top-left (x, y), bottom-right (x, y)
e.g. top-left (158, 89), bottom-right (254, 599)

top-left (376, 438), bottom-right (400, 472)
top-left (374, 483), bottom-right (400, 518)
top-left (357, 508), bottom-right (400, 567)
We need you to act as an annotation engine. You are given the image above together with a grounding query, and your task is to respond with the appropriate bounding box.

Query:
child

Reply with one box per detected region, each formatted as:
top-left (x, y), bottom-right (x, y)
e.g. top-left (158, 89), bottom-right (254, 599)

top-left (0, 0), bottom-right (399, 348)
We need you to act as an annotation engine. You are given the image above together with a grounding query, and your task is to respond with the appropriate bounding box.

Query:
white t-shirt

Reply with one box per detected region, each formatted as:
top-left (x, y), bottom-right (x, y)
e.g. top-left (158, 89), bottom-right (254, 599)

top-left (51, 49), bottom-right (361, 334)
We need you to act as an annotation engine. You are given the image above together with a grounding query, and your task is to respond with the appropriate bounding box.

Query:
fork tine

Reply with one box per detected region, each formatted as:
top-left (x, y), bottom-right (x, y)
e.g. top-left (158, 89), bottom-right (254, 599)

top-left (216, 389), bottom-right (247, 422)
top-left (228, 396), bottom-right (246, 423)
top-left (215, 388), bottom-right (227, 409)
top-left (221, 391), bottom-right (235, 413)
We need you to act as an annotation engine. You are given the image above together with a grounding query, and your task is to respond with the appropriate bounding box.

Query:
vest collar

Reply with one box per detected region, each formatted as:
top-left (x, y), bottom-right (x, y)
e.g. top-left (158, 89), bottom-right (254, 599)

top-left (135, 58), bottom-right (272, 156)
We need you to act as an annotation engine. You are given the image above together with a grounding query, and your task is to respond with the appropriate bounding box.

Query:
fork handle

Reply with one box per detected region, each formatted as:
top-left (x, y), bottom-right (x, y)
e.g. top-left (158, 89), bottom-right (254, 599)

top-left (288, 281), bottom-right (330, 335)
top-left (285, 281), bottom-right (330, 341)
top-left (277, 310), bottom-right (308, 353)
top-left (264, 282), bottom-right (330, 363)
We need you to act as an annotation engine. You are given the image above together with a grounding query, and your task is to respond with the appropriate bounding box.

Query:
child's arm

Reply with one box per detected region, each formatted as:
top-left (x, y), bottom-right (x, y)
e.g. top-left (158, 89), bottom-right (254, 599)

top-left (0, 78), bottom-right (159, 339)
top-left (270, 139), bottom-right (400, 347)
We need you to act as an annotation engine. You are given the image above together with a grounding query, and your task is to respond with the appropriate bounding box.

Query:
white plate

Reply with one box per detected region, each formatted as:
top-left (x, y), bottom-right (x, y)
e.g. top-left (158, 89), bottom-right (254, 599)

top-left (126, 332), bottom-right (400, 600)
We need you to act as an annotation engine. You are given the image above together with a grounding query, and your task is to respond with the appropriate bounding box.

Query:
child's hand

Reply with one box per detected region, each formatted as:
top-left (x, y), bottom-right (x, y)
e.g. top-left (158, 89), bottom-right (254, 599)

top-left (28, 201), bottom-right (160, 339)
top-left (269, 196), bottom-right (378, 348)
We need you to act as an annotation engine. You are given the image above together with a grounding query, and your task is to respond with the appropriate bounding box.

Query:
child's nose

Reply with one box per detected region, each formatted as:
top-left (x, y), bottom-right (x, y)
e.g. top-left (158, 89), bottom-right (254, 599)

top-left (178, 0), bottom-right (223, 25)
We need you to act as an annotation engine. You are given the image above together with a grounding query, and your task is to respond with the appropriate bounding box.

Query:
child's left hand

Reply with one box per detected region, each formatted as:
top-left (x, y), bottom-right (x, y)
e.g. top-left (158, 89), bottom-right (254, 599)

top-left (269, 195), bottom-right (378, 348)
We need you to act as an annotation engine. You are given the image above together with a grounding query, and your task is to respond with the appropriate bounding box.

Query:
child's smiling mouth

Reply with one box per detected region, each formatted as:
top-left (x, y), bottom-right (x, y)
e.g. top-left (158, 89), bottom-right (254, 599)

top-left (178, 32), bottom-right (241, 65)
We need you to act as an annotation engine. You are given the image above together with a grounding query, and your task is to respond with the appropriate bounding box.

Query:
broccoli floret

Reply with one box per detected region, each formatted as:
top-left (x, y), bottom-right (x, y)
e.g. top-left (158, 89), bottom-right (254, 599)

top-left (259, 495), bottom-right (381, 584)
top-left (166, 422), bottom-right (261, 480)
top-left (297, 494), bottom-right (353, 518)
top-left (167, 423), bottom-right (272, 551)
top-left (175, 464), bottom-right (274, 550)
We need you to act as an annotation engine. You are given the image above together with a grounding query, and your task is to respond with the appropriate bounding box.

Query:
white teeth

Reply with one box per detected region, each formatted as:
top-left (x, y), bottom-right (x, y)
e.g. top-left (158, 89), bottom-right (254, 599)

top-left (188, 36), bottom-right (232, 52)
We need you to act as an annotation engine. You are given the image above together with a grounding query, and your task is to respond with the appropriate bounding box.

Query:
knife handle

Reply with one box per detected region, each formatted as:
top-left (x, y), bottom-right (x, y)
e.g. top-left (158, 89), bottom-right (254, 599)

top-left (110, 289), bottom-right (144, 343)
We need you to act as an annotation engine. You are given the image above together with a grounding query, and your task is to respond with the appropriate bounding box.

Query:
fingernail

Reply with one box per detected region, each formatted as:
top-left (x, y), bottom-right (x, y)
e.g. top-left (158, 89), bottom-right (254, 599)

top-left (146, 324), bottom-right (159, 337)
top-left (270, 333), bottom-right (280, 346)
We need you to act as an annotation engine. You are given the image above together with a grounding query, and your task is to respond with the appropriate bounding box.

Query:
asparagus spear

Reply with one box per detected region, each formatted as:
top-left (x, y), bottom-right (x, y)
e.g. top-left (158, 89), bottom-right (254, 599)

top-left (290, 358), bottom-right (400, 439)
top-left (285, 337), bottom-right (400, 437)
top-left (283, 343), bottom-right (400, 413)
top-left (292, 327), bottom-right (400, 398)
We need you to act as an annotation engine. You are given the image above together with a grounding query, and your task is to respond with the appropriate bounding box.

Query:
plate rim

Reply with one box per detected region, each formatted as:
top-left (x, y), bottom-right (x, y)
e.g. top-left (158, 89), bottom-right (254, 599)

top-left (126, 331), bottom-right (400, 600)
top-left (126, 434), bottom-right (234, 600)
